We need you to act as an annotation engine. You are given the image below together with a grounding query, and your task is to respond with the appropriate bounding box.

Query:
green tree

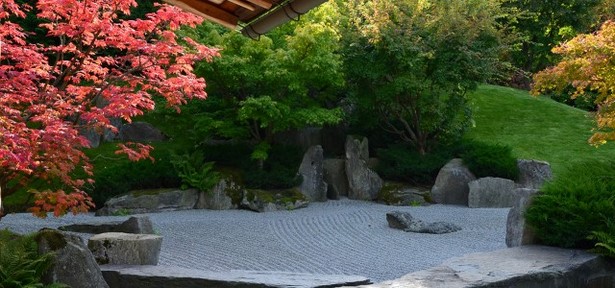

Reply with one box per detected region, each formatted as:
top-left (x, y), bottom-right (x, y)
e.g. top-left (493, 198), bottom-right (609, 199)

top-left (339, 0), bottom-right (506, 154)
top-left (501, 0), bottom-right (603, 75)
top-left (533, 21), bottom-right (615, 145)
top-left (184, 11), bottom-right (344, 164)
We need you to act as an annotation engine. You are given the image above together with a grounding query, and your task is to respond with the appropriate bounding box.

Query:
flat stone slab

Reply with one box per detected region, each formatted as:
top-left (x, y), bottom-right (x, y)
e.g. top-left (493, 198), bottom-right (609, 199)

top-left (59, 216), bottom-right (155, 234)
top-left (360, 246), bottom-right (615, 287)
top-left (101, 265), bottom-right (371, 288)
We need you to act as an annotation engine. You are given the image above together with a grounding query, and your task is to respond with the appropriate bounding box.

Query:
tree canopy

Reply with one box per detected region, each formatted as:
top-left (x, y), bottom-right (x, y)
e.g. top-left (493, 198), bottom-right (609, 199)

top-left (0, 0), bottom-right (217, 218)
top-left (339, 0), bottom-right (506, 154)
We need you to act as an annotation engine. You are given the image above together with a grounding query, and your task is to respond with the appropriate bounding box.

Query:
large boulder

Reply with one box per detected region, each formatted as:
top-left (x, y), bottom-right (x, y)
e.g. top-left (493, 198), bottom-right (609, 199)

top-left (35, 229), bottom-right (109, 288)
top-left (468, 177), bottom-right (530, 208)
top-left (431, 158), bottom-right (476, 205)
top-left (298, 145), bottom-right (327, 202)
top-left (323, 158), bottom-right (348, 200)
top-left (88, 232), bottom-right (163, 265)
top-left (59, 216), bottom-right (155, 234)
top-left (118, 121), bottom-right (166, 142)
top-left (345, 136), bottom-right (383, 200)
top-left (506, 192), bottom-right (539, 247)
top-left (196, 178), bottom-right (239, 210)
top-left (96, 188), bottom-right (199, 216)
top-left (517, 159), bottom-right (553, 189)
top-left (240, 189), bottom-right (309, 212)
top-left (367, 246), bottom-right (615, 287)
top-left (386, 211), bottom-right (461, 234)
top-left (101, 266), bottom-right (371, 288)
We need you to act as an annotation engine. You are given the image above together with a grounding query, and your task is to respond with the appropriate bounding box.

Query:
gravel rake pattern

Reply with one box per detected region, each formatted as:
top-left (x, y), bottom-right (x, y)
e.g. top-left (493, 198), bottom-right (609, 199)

top-left (0, 199), bottom-right (508, 282)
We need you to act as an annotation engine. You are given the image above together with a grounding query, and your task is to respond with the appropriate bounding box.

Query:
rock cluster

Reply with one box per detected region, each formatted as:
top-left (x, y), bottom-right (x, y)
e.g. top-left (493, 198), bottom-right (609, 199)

top-left (431, 158), bottom-right (552, 208)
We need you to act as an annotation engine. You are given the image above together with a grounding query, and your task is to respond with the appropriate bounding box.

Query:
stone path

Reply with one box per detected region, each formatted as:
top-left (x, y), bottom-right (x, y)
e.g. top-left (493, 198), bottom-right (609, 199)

top-left (0, 199), bottom-right (509, 283)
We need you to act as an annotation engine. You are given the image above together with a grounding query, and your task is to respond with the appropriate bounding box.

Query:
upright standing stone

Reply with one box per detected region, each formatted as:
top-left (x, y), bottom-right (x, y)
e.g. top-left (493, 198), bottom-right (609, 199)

top-left (506, 192), bottom-right (539, 247)
top-left (298, 145), bottom-right (328, 202)
top-left (36, 229), bottom-right (109, 288)
top-left (345, 136), bottom-right (383, 200)
top-left (323, 158), bottom-right (348, 199)
top-left (431, 158), bottom-right (476, 205)
top-left (516, 159), bottom-right (553, 189)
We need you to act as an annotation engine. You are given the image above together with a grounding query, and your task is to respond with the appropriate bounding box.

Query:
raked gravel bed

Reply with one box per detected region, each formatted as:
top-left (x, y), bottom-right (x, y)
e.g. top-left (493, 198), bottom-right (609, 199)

top-left (0, 198), bottom-right (509, 283)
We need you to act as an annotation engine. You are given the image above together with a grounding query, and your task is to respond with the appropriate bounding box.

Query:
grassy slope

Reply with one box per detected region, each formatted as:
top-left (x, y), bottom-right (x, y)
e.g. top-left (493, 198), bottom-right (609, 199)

top-left (466, 84), bottom-right (615, 176)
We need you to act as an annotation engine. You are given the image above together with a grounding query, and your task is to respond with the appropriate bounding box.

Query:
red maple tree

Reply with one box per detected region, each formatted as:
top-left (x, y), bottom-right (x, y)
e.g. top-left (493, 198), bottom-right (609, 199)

top-left (0, 0), bottom-right (218, 218)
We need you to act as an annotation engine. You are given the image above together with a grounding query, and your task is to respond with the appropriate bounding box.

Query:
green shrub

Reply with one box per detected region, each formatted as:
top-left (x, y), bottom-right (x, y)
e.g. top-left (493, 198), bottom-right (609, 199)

top-left (461, 140), bottom-right (519, 180)
top-left (170, 151), bottom-right (220, 191)
top-left (197, 143), bottom-right (302, 189)
top-left (87, 148), bottom-right (181, 207)
top-left (525, 161), bottom-right (615, 249)
top-left (376, 144), bottom-right (454, 185)
top-left (0, 230), bottom-right (66, 288)
top-left (241, 145), bottom-right (303, 189)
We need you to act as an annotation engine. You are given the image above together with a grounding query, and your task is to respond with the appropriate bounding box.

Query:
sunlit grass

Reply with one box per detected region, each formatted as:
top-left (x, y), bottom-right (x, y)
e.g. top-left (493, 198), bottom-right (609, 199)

top-left (466, 84), bottom-right (615, 176)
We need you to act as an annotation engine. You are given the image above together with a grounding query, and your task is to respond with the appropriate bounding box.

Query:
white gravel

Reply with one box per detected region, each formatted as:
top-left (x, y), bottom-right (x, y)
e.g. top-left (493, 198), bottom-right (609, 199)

top-left (0, 199), bottom-right (509, 283)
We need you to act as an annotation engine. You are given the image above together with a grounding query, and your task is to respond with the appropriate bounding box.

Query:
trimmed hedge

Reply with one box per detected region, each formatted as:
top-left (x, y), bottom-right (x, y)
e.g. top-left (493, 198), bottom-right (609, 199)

top-left (377, 140), bottom-right (519, 184)
top-left (460, 140), bottom-right (519, 180)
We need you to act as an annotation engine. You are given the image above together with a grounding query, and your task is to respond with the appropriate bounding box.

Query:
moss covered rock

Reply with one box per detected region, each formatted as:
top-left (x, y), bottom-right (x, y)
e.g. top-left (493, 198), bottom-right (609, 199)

top-left (240, 188), bottom-right (309, 212)
top-left (377, 182), bottom-right (432, 206)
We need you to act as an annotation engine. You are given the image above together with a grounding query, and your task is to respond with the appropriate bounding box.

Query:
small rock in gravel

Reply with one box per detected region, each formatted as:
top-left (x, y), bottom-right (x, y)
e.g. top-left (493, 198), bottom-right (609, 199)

top-left (386, 211), bottom-right (461, 234)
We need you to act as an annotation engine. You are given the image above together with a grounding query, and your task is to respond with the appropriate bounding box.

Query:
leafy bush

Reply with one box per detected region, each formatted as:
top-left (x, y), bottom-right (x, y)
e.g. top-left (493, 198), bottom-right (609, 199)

top-left (241, 145), bottom-right (303, 189)
top-left (376, 144), bottom-right (455, 185)
top-left (170, 151), bottom-right (220, 191)
top-left (461, 140), bottom-right (519, 180)
top-left (547, 86), bottom-right (598, 112)
top-left (525, 161), bottom-right (615, 249)
top-left (197, 143), bottom-right (302, 189)
top-left (0, 230), bottom-right (65, 288)
top-left (87, 148), bottom-right (181, 207)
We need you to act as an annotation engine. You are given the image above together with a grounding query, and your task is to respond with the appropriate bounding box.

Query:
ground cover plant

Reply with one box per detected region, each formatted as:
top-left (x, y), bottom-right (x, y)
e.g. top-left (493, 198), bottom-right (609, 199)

top-left (0, 230), bottom-right (63, 287)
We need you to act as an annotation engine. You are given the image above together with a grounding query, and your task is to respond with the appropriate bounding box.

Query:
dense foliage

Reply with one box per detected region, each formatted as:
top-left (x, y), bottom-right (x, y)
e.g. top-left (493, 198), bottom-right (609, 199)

top-left (339, 0), bottom-right (505, 154)
top-left (86, 144), bottom-right (181, 207)
top-left (184, 9), bottom-right (344, 163)
top-left (501, 0), bottom-right (604, 75)
top-left (525, 161), bottom-right (615, 249)
top-left (0, 230), bottom-right (63, 287)
top-left (460, 140), bottom-right (519, 180)
top-left (376, 144), bottom-right (453, 185)
top-left (377, 140), bottom-right (518, 184)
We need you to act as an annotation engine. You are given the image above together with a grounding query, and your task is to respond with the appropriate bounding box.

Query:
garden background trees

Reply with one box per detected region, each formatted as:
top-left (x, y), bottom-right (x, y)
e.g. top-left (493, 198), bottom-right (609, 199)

top-left (0, 0), bottom-right (217, 218)
top-left (533, 21), bottom-right (615, 145)
top-left (338, 0), bottom-right (506, 155)
top-left (179, 7), bottom-right (344, 166)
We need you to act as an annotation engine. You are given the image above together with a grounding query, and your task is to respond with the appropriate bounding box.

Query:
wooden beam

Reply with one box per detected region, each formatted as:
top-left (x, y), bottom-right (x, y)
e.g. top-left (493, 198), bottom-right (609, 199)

top-left (244, 0), bottom-right (272, 9)
top-left (163, 0), bottom-right (239, 29)
top-left (228, 0), bottom-right (256, 11)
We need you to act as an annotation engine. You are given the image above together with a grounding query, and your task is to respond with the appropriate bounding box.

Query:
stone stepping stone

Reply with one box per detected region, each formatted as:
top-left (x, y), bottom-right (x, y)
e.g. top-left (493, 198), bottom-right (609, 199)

top-left (100, 265), bottom-right (371, 288)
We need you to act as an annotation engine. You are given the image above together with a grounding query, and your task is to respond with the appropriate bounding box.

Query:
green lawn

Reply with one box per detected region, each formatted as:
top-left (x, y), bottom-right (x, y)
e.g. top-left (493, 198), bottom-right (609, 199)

top-left (466, 84), bottom-right (615, 176)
